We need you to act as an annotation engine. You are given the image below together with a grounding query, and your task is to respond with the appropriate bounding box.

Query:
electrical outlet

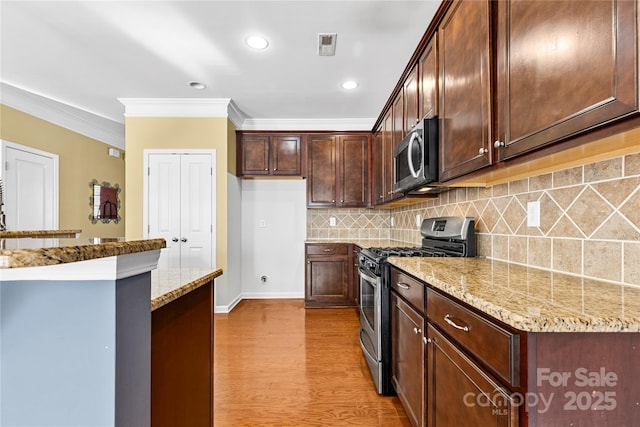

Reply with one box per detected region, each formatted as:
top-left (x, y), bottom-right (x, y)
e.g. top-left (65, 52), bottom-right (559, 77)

top-left (390, 217), bottom-right (395, 227)
top-left (259, 219), bottom-right (267, 228)
top-left (415, 214), bottom-right (422, 227)
top-left (527, 201), bottom-right (540, 227)
top-left (329, 217), bottom-right (336, 227)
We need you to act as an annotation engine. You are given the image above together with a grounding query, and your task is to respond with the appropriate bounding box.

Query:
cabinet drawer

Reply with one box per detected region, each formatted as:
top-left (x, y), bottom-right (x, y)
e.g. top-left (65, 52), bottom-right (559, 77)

top-left (427, 289), bottom-right (519, 386)
top-left (306, 243), bottom-right (349, 256)
top-left (390, 268), bottom-right (425, 313)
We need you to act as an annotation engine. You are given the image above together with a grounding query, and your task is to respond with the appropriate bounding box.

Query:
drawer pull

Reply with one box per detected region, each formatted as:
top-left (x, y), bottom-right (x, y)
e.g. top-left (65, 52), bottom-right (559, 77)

top-left (397, 282), bottom-right (410, 290)
top-left (445, 314), bottom-right (470, 332)
top-left (323, 249), bottom-right (332, 252)
top-left (413, 327), bottom-right (422, 335)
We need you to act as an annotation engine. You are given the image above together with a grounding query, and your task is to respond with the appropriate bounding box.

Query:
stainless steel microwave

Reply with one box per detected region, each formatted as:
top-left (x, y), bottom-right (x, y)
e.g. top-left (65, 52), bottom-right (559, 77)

top-left (393, 116), bottom-right (438, 194)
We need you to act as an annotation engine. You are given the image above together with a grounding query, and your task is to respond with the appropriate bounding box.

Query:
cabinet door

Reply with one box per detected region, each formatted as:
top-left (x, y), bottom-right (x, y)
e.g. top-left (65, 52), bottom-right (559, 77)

top-left (271, 135), bottom-right (301, 175)
top-left (387, 103), bottom-right (403, 202)
top-left (438, 0), bottom-right (493, 182)
top-left (392, 91), bottom-right (405, 142)
top-left (419, 34), bottom-right (438, 120)
top-left (404, 65), bottom-right (420, 132)
top-left (427, 325), bottom-right (518, 427)
top-left (305, 257), bottom-right (350, 306)
top-left (495, 0), bottom-right (638, 160)
top-left (372, 128), bottom-right (385, 205)
top-left (240, 135), bottom-right (270, 176)
top-left (338, 135), bottom-right (369, 207)
top-left (307, 135), bottom-right (337, 207)
top-left (392, 293), bottom-right (426, 427)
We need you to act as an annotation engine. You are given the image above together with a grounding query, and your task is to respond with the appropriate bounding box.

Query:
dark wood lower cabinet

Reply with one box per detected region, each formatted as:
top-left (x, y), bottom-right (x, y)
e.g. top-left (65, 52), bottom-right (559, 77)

top-left (151, 281), bottom-right (215, 427)
top-left (305, 243), bottom-right (353, 307)
top-left (427, 325), bottom-right (519, 427)
top-left (391, 293), bottom-right (426, 427)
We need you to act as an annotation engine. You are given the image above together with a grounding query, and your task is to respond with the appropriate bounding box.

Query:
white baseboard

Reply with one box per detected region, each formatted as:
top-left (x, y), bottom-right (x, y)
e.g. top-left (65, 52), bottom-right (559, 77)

top-left (214, 292), bottom-right (304, 313)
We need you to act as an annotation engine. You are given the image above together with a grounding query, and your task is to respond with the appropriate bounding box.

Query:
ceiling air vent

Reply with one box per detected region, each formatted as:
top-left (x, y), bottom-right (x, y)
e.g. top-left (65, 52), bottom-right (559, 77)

top-left (318, 33), bottom-right (337, 56)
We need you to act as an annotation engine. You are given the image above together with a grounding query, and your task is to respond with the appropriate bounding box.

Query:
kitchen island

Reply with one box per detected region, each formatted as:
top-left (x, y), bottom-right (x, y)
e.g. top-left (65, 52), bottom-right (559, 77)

top-left (388, 256), bottom-right (640, 426)
top-left (0, 235), bottom-right (222, 427)
top-left (151, 268), bottom-right (222, 427)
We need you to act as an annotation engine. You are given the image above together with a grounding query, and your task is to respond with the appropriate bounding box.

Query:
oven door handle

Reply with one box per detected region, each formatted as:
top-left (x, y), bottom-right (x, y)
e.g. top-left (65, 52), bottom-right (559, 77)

top-left (358, 268), bottom-right (379, 286)
top-left (359, 328), bottom-right (378, 362)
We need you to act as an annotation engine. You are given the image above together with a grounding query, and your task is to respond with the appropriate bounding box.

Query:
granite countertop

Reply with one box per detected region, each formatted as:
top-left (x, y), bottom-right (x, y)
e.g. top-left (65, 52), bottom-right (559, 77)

top-left (305, 239), bottom-right (419, 249)
top-left (0, 229), bottom-right (82, 238)
top-left (151, 268), bottom-right (223, 311)
top-left (389, 257), bottom-right (640, 333)
top-left (0, 237), bottom-right (166, 268)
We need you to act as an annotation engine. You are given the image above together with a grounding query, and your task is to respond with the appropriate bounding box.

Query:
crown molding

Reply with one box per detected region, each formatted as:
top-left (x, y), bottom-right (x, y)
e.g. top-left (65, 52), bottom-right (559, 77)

top-left (1, 83), bottom-right (125, 150)
top-left (118, 98), bottom-right (247, 128)
top-left (240, 117), bottom-right (375, 131)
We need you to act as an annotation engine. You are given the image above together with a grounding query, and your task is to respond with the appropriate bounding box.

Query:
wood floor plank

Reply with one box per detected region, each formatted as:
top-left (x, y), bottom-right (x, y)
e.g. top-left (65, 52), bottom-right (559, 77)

top-left (214, 299), bottom-right (411, 426)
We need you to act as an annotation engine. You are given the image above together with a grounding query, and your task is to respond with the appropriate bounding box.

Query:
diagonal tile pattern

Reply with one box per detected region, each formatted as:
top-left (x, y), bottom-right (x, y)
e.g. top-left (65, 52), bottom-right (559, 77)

top-left (308, 153), bottom-right (640, 287)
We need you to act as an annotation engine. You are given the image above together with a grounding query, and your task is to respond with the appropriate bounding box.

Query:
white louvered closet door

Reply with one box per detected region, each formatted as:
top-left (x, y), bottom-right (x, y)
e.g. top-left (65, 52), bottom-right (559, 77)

top-left (147, 152), bottom-right (214, 270)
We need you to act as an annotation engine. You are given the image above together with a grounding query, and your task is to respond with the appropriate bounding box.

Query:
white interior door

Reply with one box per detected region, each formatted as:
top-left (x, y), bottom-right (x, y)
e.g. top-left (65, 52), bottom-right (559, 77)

top-left (146, 151), bottom-right (215, 270)
top-left (148, 153), bottom-right (181, 269)
top-left (2, 141), bottom-right (58, 231)
top-left (180, 154), bottom-right (213, 269)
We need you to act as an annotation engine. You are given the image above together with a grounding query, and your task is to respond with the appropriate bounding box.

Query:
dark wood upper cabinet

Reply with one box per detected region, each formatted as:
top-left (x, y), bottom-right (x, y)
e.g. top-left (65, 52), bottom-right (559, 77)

top-left (438, 0), bottom-right (493, 182)
top-left (494, 0), bottom-right (639, 160)
top-left (339, 134), bottom-right (370, 207)
top-left (307, 135), bottom-right (337, 207)
top-left (392, 91), bottom-right (405, 143)
top-left (239, 134), bottom-right (270, 176)
top-left (271, 135), bottom-right (302, 175)
top-left (372, 126), bottom-right (384, 204)
top-left (238, 133), bottom-right (302, 177)
top-left (419, 34), bottom-right (438, 120)
top-left (404, 65), bottom-right (420, 133)
top-left (306, 133), bottom-right (370, 208)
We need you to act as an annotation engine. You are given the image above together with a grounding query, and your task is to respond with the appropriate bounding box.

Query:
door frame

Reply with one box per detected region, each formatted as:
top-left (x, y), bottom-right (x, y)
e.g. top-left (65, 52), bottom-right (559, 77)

top-left (143, 149), bottom-right (217, 267)
top-left (0, 140), bottom-right (60, 229)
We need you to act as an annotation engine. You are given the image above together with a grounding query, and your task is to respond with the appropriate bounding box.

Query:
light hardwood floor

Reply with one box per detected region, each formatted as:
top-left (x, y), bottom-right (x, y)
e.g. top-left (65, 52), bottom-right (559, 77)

top-left (214, 299), bottom-right (411, 426)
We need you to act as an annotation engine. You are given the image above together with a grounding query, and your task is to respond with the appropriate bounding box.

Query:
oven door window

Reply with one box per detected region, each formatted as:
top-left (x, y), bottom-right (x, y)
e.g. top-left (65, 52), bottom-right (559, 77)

top-left (359, 268), bottom-right (379, 338)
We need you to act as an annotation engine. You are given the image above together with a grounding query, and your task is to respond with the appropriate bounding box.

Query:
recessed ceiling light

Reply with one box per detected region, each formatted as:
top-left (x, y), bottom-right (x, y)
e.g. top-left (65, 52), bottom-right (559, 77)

top-left (189, 81), bottom-right (206, 90)
top-left (342, 81), bottom-right (358, 90)
top-left (246, 35), bottom-right (269, 50)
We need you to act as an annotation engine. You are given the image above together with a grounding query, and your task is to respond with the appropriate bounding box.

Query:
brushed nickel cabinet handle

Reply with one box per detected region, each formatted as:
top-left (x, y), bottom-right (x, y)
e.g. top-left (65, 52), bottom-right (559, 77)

top-left (423, 337), bottom-right (432, 344)
top-left (444, 314), bottom-right (470, 332)
top-left (397, 283), bottom-right (410, 290)
top-left (413, 327), bottom-right (422, 335)
top-left (479, 147), bottom-right (488, 155)
top-left (494, 140), bottom-right (505, 148)
top-left (324, 249), bottom-right (332, 252)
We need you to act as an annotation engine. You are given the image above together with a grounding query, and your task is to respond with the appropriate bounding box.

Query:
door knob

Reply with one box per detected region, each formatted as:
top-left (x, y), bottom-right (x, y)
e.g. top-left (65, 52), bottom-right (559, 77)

top-left (172, 237), bottom-right (179, 242)
top-left (181, 237), bottom-right (187, 242)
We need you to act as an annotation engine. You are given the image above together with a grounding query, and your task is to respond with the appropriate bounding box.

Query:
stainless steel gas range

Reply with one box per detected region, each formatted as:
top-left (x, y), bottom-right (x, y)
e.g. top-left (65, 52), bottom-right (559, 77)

top-left (357, 216), bottom-right (476, 395)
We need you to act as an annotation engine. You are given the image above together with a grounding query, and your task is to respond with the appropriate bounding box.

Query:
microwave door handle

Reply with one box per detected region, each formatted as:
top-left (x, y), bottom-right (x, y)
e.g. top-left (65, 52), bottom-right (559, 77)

top-left (407, 132), bottom-right (421, 178)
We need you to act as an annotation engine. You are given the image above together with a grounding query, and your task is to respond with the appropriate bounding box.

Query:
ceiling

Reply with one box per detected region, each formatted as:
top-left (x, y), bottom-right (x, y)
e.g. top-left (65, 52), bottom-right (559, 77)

top-left (0, 0), bottom-right (440, 135)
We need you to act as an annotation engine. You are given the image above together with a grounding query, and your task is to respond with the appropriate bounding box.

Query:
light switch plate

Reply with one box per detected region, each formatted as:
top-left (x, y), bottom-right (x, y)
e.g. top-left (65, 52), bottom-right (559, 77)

top-left (527, 201), bottom-right (540, 227)
top-left (259, 219), bottom-right (267, 228)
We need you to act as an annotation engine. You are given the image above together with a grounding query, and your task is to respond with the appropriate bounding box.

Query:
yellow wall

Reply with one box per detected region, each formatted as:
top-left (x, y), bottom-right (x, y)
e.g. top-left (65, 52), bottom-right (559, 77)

top-left (0, 105), bottom-right (125, 237)
top-left (124, 117), bottom-right (231, 270)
